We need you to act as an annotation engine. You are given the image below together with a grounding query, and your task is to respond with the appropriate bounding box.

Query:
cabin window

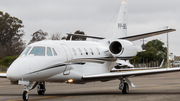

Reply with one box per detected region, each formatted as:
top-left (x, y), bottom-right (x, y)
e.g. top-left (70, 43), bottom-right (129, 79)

top-left (29, 47), bottom-right (45, 56)
top-left (78, 48), bottom-right (83, 55)
top-left (52, 48), bottom-right (57, 56)
top-left (20, 47), bottom-right (31, 56)
top-left (47, 47), bottom-right (53, 56)
top-left (84, 48), bottom-right (88, 55)
top-left (72, 48), bottom-right (76, 55)
top-left (96, 48), bottom-right (100, 55)
top-left (89, 48), bottom-right (94, 55)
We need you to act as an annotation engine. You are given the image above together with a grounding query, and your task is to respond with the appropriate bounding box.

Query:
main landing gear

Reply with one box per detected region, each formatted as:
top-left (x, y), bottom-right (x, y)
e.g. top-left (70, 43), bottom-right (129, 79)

top-left (119, 78), bottom-right (129, 94)
top-left (22, 81), bottom-right (46, 101)
top-left (118, 77), bottom-right (135, 94)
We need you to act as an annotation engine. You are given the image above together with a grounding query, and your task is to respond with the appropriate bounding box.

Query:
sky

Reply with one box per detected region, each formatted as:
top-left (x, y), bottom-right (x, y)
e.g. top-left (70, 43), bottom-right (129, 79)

top-left (1, 0), bottom-right (180, 55)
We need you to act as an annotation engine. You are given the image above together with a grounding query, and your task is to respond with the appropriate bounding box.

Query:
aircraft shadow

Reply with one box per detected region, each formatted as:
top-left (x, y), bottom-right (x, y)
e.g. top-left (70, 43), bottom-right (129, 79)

top-left (1, 91), bottom-right (180, 97)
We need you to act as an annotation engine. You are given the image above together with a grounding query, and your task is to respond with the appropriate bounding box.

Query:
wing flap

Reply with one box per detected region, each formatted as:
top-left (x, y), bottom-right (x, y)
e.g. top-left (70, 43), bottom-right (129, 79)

top-left (119, 29), bottom-right (176, 41)
top-left (82, 67), bottom-right (180, 81)
top-left (0, 73), bottom-right (6, 78)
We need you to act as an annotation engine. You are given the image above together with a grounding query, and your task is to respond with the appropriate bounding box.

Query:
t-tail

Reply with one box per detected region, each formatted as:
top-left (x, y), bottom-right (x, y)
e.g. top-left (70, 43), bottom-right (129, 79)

top-left (113, 1), bottom-right (128, 39)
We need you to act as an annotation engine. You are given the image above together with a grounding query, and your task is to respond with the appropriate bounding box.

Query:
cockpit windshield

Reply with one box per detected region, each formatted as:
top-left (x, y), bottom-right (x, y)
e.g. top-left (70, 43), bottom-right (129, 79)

top-left (47, 47), bottom-right (53, 56)
top-left (20, 47), bottom-right (31, 56)
top-left (29, 47), bottom-right (45, 56)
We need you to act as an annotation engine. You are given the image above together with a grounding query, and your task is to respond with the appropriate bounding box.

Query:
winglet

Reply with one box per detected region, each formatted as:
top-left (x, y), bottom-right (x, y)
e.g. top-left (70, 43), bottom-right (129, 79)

top-left (159, 59), bottom-right (164, 68)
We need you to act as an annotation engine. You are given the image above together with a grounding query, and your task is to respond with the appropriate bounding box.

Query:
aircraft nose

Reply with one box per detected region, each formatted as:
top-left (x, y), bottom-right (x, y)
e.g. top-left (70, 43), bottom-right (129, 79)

top-left (6, 63), bottom-right (21, 81)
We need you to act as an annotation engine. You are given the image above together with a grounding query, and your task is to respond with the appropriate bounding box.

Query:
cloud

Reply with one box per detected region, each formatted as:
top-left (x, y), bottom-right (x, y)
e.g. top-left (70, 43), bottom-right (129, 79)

top-left (0, 0), bottom-right (180, 55)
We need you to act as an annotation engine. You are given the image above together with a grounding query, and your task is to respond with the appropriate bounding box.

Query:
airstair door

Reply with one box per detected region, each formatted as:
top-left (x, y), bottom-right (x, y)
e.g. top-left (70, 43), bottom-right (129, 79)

top-left (61, 44), bottom-right (73, 62)
top-left (61, 44), bottom-right (73, 75)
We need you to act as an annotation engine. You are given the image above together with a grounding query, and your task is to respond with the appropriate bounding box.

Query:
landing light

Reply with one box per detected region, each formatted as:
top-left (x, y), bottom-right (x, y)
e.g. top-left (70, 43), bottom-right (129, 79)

top-left (67, 79), bottom-right (73, 83)
top-left (123, 1), bottom-right (125, 3)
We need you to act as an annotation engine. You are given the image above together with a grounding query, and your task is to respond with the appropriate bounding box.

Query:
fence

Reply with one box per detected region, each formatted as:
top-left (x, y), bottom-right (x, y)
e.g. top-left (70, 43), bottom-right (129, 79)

top-left (133, 61), bottom-right (160, 68)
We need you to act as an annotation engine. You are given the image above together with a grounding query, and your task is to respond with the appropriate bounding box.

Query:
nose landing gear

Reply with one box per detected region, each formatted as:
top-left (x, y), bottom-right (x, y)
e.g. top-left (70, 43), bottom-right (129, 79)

top-left (22, 81), bottom-right (46, 101)
top-left (22, 91), bottom-right (29, 101)
top-left (22, 81), bottom-right (37, 101)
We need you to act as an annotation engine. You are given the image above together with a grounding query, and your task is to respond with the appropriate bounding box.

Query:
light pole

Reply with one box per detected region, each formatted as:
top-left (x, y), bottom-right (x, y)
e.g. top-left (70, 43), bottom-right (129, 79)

top-left (166, 26), bottom-right (170, 68)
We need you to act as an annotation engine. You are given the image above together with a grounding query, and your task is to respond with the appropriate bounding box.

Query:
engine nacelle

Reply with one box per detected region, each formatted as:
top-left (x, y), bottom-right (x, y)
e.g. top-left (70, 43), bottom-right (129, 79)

top-left (109, 40), bottom-right (137, 60)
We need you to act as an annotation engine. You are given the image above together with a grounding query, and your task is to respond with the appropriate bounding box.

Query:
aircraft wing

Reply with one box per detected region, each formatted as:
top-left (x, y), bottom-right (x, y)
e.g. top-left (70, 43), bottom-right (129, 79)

top-left (82, 67), bottom-right (180, 81)
top-left (0, 73), bottom-right (6, 78)
top-left (119, 29), bottom-right (176, 41)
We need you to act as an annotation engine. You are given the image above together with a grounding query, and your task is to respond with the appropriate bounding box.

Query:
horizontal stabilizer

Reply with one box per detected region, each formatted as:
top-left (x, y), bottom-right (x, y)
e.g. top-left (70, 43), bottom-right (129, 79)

top-left (0, 73), bottom-right (6, 78)
top-left (111, 59), bottom-right (164, 71)
top-left (119, 29), bottom-right (176, 41)
top-left (115, 60), bottom-right (134, 68)
top-left (67, 33), bottom-right (105, 40)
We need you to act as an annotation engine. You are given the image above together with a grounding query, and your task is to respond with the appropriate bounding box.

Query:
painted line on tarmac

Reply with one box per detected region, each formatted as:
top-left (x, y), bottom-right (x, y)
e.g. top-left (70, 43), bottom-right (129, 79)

top-left (7, 96), bottom-right (58, 101)
top-left (7, 95), bottom-right (75, 101)
top-left (132, 85), bottom-right (180, 90)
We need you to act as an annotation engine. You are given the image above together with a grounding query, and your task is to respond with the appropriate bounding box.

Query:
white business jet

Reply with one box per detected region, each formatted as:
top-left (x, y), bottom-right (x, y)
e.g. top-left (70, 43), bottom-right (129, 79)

top-left (1, 1), bottom-right (180, 101)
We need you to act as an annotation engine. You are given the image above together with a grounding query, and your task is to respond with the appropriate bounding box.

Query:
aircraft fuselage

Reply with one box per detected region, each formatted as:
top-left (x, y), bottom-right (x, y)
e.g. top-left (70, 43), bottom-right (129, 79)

top-left (6, 39), bottom-right (136, 83)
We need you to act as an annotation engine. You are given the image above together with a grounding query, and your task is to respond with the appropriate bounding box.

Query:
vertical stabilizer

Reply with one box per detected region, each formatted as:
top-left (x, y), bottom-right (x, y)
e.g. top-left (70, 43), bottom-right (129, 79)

top-left (113, 1), bottom-right (128, 39)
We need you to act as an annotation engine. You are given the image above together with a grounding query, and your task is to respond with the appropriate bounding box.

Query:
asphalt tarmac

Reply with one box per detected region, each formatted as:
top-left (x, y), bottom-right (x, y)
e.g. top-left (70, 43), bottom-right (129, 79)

top-left (0, 71), bottom-right (180, 101)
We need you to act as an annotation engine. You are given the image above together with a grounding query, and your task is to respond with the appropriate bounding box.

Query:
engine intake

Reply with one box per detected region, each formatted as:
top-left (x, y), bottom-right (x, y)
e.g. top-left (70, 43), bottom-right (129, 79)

top-left (109, 41), bottom-right (122, 54)
top-left (109, 40), bottom-right (137, 59)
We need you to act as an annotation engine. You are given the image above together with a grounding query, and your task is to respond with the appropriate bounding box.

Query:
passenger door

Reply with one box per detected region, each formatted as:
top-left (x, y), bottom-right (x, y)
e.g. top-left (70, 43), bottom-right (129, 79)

top-left (61, 44), bottom-right (72, 75)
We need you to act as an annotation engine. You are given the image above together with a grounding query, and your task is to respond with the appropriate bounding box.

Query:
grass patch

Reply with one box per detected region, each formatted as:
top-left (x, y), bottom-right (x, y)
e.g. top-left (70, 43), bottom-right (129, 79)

top-left (0, 55), bottom-right (18, 67)
top-left (0, 65), bottom-right (7, 72)
top-left (0, 71), bottom-right (6, 73)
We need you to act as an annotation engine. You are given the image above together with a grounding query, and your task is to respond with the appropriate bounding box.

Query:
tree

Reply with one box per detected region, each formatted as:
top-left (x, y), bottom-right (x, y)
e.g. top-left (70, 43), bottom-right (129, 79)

top-left (49, 32), bottom-right (61, 40)
top-left (28, 29), bottom-right (48, 44)
top-left (130, 39), bottom-right (167, 63)
top-left (144, 39), bottom-right (167, 61)
top-left (66, 30), bottom-right (86, 41)
top-left (0, 11), bottom-right (25, 58)
top-left (61, 36), bottom-right (67, 40)
top-left (0, 11), bottom-right (24, 45)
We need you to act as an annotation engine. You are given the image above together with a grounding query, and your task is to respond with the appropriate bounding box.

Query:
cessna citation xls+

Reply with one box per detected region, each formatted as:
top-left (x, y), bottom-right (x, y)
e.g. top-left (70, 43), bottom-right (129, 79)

top-left (1, 1), bottom-right (180, 101)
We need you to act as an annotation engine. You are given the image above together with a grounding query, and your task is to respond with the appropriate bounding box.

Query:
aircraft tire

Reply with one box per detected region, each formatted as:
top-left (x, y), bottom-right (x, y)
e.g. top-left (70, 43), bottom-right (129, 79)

top-left (37, 84), bottom-right (45, 95)
top-left (22, 91), bottom-right (29, 101)
top-left (122, 82), bottom-right (129, 94)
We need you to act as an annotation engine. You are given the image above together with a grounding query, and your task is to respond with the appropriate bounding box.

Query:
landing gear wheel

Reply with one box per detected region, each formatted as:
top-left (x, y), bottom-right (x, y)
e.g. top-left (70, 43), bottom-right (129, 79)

top-left (22, 91), bottom-right (29, 101)
top-left (37, 84), bottom-right (45, 95)
top-left (122, 83), bottom-right (129, 94)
